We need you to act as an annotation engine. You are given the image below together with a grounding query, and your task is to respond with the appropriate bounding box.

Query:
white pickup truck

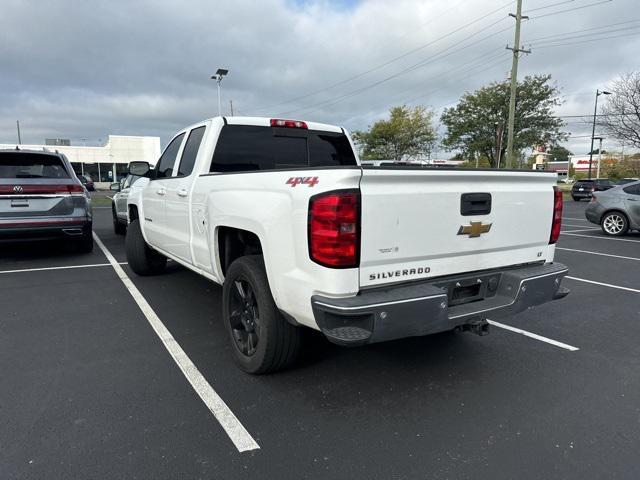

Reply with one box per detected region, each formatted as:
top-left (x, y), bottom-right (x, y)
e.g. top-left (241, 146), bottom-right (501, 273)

top-left (126, 116), bottom-right (569, 374)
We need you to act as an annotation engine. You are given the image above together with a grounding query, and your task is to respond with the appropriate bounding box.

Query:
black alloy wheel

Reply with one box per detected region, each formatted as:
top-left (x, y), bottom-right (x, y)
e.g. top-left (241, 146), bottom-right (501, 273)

top-left (228, 279), bottom-right (261, 356)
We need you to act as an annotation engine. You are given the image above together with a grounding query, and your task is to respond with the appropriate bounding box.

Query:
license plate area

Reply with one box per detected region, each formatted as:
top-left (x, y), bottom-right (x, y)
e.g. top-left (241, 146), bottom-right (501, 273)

top-left (435, 272), bottom-right (502, 307)
top-left (11, 199), bottom-right (29, 207)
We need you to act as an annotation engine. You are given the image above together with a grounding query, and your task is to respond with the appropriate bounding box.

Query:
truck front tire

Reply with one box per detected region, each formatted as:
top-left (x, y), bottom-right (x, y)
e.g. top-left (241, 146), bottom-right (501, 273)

top-left (126, 219), bottom-right (167, 275)
top-left (223, 255), bottom-right (301, 374)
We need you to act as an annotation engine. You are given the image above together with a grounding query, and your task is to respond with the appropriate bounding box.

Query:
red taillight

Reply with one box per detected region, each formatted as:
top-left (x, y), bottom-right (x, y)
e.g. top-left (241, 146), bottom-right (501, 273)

top-left (308, 190), bottom-right (360, 268)
top-left (270, 118), bottom-right (308, 129)
top-left (0, 183), bottom-right (85, 195)
top-left (550, 186), bottom-right (563, 244)
top-left (67, 184), bottom-right (85, 194)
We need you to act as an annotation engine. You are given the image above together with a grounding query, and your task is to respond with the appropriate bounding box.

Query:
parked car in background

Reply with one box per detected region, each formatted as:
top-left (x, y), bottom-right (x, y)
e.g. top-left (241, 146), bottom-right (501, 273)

top-left (616, 178), bottom-right (639, 185)
top-left (78, 174), bottom-right (95, 191)
top-left (571, 178), bottom-right (615, 201)
top-left (585, 180), bottom-right (640, 236)
top-left (0, 148), bottom-right (93, 251)
top-left (110, 174), bottom-right (145, 234)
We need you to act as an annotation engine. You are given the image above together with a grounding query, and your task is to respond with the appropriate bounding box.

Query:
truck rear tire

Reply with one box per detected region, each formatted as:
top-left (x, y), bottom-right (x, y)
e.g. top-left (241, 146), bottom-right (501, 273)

top-left (126, 219), bottom-right (167, 275)
top-left (223, 255), bottom-right (301, 374)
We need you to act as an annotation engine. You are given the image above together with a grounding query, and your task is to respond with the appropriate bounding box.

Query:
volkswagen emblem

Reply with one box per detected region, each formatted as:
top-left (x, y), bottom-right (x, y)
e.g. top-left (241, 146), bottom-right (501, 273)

top-left (13, 185), bottom-right (24, 193)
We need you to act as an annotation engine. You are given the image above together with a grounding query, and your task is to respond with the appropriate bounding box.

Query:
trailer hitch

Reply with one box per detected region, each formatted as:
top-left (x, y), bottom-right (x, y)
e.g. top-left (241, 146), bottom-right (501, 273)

top-left (458, 319), bottom-right (490, 336)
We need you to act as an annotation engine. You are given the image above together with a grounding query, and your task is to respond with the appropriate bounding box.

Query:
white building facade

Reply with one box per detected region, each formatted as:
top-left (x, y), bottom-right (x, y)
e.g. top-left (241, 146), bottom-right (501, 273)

top-left (1, 135), bottom-right (161, 184)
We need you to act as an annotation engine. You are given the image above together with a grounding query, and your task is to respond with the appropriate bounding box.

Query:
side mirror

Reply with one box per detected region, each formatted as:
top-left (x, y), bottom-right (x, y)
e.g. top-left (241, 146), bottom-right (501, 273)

top-left (109, 182), bottom-right (121, 192)
top-left (129, 161), bottom-right (151, 177)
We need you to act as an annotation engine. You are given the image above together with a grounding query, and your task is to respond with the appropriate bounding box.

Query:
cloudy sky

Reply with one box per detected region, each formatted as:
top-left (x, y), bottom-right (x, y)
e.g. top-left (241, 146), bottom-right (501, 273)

top-left (1, 0), bottom-right (639, 156)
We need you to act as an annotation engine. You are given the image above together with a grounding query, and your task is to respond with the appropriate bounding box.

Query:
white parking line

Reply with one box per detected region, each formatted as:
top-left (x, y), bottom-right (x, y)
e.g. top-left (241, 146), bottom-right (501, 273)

top-left (561, 232), bottom-right (640, 243)
top-left (487, 320), bottom-right (579, 351)
top-left (562, 223), bottom-right (593, 228)
top-left (556, 247), bottom-right (640, 262)
top-left (0, 262), bottom-right (126, 275)
top-left (92, 233), bottom-right (259, 453)
top-left (565, 276), bottom-right (640, 294)
top-left (563, 217), bottom-right (590, 222)
top-left (561, 228), bottom-right (601, 233)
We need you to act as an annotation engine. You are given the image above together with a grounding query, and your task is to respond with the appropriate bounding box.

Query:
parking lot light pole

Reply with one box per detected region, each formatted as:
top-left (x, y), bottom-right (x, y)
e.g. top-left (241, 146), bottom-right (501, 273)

top-left (588, 89), bottom-right (611, 179)
top-left (594, 137), bottom-right (604, 179)
top-left (210, 68), bottom-right (229, 116)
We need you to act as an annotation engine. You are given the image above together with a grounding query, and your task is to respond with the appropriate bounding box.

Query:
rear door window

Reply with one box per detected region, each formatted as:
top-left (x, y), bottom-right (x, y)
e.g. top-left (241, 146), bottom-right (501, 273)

top-left (623, 184), bottom-right (640, 195)
top-left (156, 133), bottom-right (185, 179)
top-left (177, 126), bottom-right (206, 177)
top-left (210, 125), bottom-right (356, 172)
top-left (0, 153), bottom-right (70, 178)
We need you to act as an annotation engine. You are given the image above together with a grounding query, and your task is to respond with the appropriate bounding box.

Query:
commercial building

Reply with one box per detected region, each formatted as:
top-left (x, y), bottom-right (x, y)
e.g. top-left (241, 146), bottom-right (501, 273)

top-left (1, 135), bottom-right (161, 185)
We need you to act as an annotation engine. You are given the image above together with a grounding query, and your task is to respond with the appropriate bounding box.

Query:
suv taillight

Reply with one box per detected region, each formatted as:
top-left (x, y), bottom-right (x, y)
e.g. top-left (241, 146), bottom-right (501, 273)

top-left (308, 190), bottom-right (360, 268)
top-left (550, 186), bottom-right (563, 244)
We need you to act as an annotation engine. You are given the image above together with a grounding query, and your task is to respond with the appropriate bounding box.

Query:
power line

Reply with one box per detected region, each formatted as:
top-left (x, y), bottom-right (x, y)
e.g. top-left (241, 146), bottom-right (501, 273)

top-left (529, 0), bottom-right (613, 20)
top-left (527, 18), bottom-right (640, 42)
top-left (277, 22), bottom-right (515, 116)
top-left (531, 25), bottom-right (640, 46)
top-left (249, 1), bottom-right (515, 113)
top-left (386, 49), bottom-right (509, 105)
top-left (532, 30), bottom-right (640, 48)
top-left (524, 0), bottom-right (577, 13)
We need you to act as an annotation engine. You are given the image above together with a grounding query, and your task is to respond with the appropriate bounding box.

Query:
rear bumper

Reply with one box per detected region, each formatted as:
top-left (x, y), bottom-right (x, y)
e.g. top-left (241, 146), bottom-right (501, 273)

top-left (0, 218), bottom-right (91, 242)
top-left (311, 262), bottom-right (569, 346)
top-left (585, 204), bottom-right (604, 225)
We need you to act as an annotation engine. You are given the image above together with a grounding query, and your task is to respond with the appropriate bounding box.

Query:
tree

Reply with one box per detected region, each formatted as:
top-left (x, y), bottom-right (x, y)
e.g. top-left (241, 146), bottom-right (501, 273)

top-left (547, 145), bottom-right (572, 162)
top-left (603, 157), bottom-right (640, 179)
top-left (440, 75), bottom-right (567, 168)
top-left (601, 72), bottom-right (640, 148)
top-left (352, 105), bottom-right (436, 161)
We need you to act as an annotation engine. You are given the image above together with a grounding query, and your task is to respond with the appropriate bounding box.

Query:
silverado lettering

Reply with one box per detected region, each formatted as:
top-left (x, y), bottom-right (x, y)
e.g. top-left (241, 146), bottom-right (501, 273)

top-left (369, 267), bottom-right (431, 281)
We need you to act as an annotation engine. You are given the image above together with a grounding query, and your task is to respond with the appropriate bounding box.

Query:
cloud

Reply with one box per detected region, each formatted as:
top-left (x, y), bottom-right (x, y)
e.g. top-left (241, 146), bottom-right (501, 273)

top-left (1, 0), bottom-right (638, 156)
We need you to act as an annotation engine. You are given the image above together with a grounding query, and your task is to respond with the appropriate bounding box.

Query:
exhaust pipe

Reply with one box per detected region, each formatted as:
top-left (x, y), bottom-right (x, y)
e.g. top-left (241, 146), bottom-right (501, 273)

top-left (62, 228), bottom-right (83, 236)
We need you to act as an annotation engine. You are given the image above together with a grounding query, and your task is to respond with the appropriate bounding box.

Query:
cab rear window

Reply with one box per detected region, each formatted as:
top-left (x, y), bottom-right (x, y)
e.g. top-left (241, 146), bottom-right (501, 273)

top-left (210, 125), bottom-right (357, 172)
top-left (0, 153), bottom-right (70, 179)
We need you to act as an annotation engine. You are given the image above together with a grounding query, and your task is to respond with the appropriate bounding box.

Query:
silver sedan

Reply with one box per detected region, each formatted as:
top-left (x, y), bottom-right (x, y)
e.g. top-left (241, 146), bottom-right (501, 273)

top-left (585, 180), bottom-right (640, 236)
top-left (109, 174), bottom-right (147, 234)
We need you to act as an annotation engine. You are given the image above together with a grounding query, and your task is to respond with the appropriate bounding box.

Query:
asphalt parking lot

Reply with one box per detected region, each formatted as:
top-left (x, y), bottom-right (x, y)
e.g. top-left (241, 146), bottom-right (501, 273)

top-left (2, 199), bottom-right (639, 480)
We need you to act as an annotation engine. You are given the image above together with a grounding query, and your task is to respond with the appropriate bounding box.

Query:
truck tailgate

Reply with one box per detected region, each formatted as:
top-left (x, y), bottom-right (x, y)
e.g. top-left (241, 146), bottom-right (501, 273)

top-left (359, 168), bottom-right (557, 288)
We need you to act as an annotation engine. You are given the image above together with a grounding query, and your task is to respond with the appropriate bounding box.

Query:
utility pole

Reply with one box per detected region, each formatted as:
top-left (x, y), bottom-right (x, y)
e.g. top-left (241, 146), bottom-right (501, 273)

top-left (495, 121), bottom-right (505, 168)
top-left (588, 89), bottom-right (611, 179)
top-left (595, 137), bottom-right (603, 179)
top-left (16, 120), bottom-right (22, 144)
top-left (505, 0), bottom-right (530, 168)
top-left (229, 99), bottom-right (234, 116)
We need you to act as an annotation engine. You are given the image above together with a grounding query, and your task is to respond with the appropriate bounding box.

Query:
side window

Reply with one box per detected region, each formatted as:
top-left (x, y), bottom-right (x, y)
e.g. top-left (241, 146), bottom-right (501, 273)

top-left (623, 184), bottom-right (640, 195)
top-left (177, 126), bottom-right (206, 177)
top-left (156, 133), bottom-right (185, 179)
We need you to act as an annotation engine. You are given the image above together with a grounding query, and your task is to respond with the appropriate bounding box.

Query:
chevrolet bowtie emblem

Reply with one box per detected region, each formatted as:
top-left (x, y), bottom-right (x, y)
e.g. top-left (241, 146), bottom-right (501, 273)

top-left (458, 221), bottom-right (492, 238)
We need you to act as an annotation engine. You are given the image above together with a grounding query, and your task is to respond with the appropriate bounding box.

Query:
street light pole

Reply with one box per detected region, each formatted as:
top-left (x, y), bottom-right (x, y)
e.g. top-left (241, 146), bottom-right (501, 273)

top-left (210, 68), bottom-right (229, 116)
top-left (588, 89), bottom-right (611, 179)
top-left (595, 137), bottom-right (603, 179)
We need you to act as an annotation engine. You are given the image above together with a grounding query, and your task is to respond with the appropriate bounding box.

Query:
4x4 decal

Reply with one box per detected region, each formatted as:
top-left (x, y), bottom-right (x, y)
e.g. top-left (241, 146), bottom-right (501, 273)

top-left (286, 176), bottom-right (319, 187)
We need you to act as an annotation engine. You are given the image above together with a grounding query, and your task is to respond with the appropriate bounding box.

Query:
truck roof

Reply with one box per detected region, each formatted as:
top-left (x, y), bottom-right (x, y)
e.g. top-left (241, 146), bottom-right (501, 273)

top-left (210, 116), bottom-right (344, 134)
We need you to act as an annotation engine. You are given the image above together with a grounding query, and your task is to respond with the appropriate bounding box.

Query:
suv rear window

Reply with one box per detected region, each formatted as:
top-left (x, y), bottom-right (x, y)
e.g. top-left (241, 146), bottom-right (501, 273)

top-left (574, 180), bottom-right (593, 187)
top-left (210, 125), bottom-right (357, 172)
top-left (0, 152), bottom-right (70, 178)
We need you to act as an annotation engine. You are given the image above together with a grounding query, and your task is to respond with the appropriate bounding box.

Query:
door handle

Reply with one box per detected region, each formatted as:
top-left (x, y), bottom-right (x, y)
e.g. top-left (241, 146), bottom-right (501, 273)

top-left (156, 188), bottom-right (166, 196)
top-left (177, 189), bottom-right (188, 197)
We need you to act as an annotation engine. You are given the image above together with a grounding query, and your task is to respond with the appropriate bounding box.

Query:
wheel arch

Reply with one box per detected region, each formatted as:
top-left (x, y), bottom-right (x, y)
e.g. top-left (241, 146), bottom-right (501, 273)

top-left (217, 226), bottom-right (264, 278)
